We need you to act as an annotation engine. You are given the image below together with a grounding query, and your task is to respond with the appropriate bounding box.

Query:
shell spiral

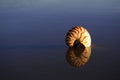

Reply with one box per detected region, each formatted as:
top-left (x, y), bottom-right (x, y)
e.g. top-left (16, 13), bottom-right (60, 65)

top-left (65, 26), bottom-right (91, 47)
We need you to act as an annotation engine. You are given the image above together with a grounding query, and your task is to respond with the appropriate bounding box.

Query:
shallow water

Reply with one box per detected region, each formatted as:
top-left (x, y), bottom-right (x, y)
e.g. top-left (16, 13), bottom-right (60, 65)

top-left (0, 0), bottom-right (120, 80)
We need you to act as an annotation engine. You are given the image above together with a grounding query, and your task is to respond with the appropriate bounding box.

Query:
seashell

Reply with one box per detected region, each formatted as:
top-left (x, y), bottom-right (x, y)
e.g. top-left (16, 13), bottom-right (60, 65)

top-left (66, 46), bottom-right (91, 67)
top-left (65, 26), bottom-right (91, 47)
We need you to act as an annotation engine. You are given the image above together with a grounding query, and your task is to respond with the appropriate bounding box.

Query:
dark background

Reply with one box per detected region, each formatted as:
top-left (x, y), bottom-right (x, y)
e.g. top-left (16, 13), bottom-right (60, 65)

top-left (0, 0), bottom-right (120, 80)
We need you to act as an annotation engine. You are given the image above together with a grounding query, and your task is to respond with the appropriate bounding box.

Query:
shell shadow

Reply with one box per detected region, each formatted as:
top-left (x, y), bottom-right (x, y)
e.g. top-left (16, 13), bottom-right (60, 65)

top-left (66, 46), bottom-right (91, 67)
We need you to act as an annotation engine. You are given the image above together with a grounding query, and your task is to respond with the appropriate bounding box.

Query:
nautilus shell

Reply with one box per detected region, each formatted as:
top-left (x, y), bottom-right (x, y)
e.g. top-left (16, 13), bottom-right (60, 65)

top-left (66, 47), bottom-right (91, 67)
top-left (65, 26), bottom-right (91, 47)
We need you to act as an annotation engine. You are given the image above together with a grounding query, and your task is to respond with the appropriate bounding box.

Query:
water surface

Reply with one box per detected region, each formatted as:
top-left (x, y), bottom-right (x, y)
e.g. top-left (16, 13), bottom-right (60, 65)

top-left (0, 0), bottom-right (120, 80)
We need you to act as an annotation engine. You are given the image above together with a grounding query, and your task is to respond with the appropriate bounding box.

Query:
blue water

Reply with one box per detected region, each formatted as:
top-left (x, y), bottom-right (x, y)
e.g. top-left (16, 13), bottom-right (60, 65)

top-left (0, 0), bottom-right (120, 80)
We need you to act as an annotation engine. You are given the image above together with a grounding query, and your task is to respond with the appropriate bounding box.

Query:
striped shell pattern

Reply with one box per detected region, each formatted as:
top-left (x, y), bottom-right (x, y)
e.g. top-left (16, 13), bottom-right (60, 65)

top-left (65, 26), bottom-right (91, 47)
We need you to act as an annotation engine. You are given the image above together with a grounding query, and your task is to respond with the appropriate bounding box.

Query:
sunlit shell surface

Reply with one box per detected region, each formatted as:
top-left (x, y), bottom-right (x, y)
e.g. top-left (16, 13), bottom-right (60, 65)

top-left (65, 26), bottom-right (91, 47)
top-left (66, 47), bottom-right (91, 67)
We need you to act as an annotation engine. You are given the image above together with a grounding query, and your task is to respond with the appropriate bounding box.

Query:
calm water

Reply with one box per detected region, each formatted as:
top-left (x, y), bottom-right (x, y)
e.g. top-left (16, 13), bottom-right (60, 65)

top-left (0, 0), bottom-right (120, 80)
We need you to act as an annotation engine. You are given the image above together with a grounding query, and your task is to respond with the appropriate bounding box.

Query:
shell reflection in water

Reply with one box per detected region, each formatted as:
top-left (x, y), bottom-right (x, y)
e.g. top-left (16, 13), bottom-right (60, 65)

top-left (66, 47), bottom-right (91, 67)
